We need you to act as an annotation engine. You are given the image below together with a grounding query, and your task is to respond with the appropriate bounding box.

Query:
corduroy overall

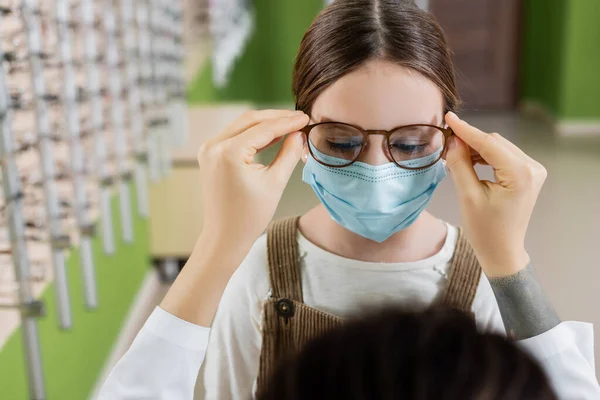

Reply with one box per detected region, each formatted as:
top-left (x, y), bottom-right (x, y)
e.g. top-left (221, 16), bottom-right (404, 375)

top-left (256, 216), bottom-right (482, 396)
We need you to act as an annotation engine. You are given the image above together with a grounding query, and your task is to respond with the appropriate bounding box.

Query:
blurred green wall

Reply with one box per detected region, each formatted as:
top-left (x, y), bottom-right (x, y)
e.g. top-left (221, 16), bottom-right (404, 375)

top-left (188, 0), bottom-right (323, 105)
top-left (520, 0), bottom-right (567, 116)
top-left (0, 188), bottom-right (150, 400)
top-left (521, 0), bottom-right (600, 120)
top-left (561, 0), bottom-right (600, 119)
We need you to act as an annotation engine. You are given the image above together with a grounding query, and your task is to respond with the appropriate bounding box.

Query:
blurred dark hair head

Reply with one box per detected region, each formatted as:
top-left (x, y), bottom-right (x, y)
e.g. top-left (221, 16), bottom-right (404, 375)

top-left (293, 0), bottom-right (460, 114)
top-left (259, 307), bottom-right (556, 400)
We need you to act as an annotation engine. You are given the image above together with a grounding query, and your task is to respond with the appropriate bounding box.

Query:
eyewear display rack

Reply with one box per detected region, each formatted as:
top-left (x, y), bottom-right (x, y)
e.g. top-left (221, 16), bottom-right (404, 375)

top-left (0, 1), bottom-right (187, 398)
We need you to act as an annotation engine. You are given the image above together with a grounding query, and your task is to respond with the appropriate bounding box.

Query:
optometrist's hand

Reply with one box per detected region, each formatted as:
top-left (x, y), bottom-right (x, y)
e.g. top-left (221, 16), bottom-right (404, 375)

top-left (444, 112), bottom-right (547, 278)
top-left (198, 109), bottom-right (309, 248)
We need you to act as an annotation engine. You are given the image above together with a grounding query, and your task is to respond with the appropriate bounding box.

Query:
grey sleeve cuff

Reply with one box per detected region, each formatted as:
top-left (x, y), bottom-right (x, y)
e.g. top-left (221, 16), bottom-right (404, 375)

top-left (488, 264), bottom-right (561, 340)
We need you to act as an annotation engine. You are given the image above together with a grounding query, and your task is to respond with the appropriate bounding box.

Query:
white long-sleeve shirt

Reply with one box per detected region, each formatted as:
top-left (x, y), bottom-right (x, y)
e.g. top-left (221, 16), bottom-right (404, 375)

top-left (98, 306), bottom-right (600, 399)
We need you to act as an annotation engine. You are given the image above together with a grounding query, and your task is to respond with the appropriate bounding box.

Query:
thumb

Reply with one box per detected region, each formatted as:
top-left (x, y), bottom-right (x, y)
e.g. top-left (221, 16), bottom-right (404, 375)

top-left (268, 131), bottom-right (304, 185)
top-left (445, 135), bottom-right (481, 196)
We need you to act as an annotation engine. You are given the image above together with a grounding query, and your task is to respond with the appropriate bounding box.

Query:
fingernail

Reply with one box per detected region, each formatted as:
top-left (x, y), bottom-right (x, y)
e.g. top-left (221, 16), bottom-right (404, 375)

top-left (294, 110), bottom-right (306, 115)
top-left (447, 111), bottom-right (459, 121)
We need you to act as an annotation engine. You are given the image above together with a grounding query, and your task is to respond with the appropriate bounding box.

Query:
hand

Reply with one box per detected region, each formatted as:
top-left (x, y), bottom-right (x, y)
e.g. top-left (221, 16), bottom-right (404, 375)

top-left (444, 112), bottom-right (547, 277)
top-left (198, 109), bottom-right (309, 248)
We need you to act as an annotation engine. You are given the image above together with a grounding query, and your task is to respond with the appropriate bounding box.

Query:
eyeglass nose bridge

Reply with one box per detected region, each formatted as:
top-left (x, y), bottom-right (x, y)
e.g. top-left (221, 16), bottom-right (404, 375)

top-left (354, 130), bottom-right (392, 157)
top-left (363, 129), bottom-right (389, 136)
top-left (352, 130), bottom-right (393, 166)
top-left (353, 130), bottom-right (408, 166)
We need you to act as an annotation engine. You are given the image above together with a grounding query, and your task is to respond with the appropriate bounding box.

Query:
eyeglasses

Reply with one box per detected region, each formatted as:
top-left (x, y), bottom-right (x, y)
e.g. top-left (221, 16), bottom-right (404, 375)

top-left (301, 122), bottom-right (453, 170)
top-left (302, 122), bottom-right (454, 170)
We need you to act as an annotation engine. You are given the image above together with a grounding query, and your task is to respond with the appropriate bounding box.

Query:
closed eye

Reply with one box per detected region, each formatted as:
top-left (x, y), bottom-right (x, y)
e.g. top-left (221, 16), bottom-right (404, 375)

top-left (391, 143), bottom-right (427, 153)
top-left (326, 140), bottom-right (362, 151)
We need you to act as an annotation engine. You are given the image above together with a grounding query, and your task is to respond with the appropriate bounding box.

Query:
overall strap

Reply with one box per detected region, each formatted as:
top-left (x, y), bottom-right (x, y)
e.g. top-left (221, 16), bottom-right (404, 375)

top-left (258, 216), bottom-right (306, 396)
top-left (266, 216), bottom-right (303, 302)
top-left (440, 228), bottom-right (481, 314)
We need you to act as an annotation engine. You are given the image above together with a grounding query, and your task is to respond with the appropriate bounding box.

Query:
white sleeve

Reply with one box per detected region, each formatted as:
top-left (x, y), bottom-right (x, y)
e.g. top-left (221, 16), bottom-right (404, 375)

top-left (98, 307), bottom-right (210, 400)
top-left (518, 321), bottom-right (600, 399)
top-left (199, 236), bottom-right (270, 400)
top-left (472, 271), bottom-right (506, 335)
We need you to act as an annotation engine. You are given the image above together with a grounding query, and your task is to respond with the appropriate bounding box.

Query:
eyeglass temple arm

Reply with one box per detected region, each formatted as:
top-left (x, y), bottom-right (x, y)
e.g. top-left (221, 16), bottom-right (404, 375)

top-left (443, 127), bottom-right (454, 139)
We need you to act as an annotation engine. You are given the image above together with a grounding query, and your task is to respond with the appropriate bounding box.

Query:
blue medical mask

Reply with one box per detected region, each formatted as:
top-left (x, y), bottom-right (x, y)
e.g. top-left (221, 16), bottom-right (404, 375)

top-left (302, 144), bottom-right (447, 242)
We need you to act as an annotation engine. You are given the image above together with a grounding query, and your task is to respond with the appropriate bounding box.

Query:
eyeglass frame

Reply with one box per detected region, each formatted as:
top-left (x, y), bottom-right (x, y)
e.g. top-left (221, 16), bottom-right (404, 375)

top-left (299, 121), bottom-right (454, 170)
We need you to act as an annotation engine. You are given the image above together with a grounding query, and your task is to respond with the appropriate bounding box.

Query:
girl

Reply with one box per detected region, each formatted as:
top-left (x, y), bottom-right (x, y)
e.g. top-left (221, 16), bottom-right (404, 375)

top-left (98, 104), bottom-right (600, 400)
top-left (200, 1), bottom-right (504, 398)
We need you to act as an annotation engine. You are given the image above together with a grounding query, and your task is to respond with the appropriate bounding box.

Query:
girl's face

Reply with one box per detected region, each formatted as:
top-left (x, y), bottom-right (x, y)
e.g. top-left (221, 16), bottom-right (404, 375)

top-left (306, 59), bottom-right (445, 166)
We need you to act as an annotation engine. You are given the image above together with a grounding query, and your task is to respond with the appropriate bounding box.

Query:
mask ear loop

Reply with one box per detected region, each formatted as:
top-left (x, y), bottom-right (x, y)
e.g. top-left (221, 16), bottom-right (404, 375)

top-left (296, 104), bottom-right (309, 161)
top-left (441, 158), bottom-right (449, 173)
top-left (440, 126), bottom-right (454, 172)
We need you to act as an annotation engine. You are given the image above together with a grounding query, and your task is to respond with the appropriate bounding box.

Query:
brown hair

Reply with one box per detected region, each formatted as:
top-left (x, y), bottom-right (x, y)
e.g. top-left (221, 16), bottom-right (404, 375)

top-left (292, 0), bottom-right (459, 114)
top-left (259, 307), bottom-right (556, 400)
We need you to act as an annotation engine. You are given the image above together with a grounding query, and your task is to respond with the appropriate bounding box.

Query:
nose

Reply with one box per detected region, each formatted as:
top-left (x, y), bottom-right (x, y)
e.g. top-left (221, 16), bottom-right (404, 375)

top-left (356, 135), bottom-right (390, 166)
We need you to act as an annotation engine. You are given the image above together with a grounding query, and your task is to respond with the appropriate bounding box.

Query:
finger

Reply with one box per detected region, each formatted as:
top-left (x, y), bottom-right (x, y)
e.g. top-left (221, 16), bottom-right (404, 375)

top-left (472, 158), bottom-right (489, 167)
top-left (261, 136), bottom-right (284, 152)
top-left (466, 134), bottom-right (522, 166)
top-left (472, 156), bottom-right (489, 166)
top-left (234, 113), bottom-right (310, 155)
top-left (215, 109), bottom-right (304, 143)
top-left (467, 130), bottom-right (525, 160)
top-left (492, 134), bottom-right (532, 163)
top-left (269, 131), bottom-right (305, 185)
top-left (469, 150), bottom-right (486, 163)
top-left (445, 112), bottom-right (519, 169)
top-left (445, 135), bottom-right (482, 196)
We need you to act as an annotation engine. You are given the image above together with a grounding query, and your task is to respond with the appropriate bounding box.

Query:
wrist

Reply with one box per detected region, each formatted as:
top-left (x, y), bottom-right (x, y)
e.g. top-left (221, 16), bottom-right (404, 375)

top-left (201, 219), bottom-right (263, 254)
top-left (159, 230), bottom-right (256, 327)
top-left (194, 230), bottom-right (255, 273)
top-left (479, 249), bottom-right (530, 278)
